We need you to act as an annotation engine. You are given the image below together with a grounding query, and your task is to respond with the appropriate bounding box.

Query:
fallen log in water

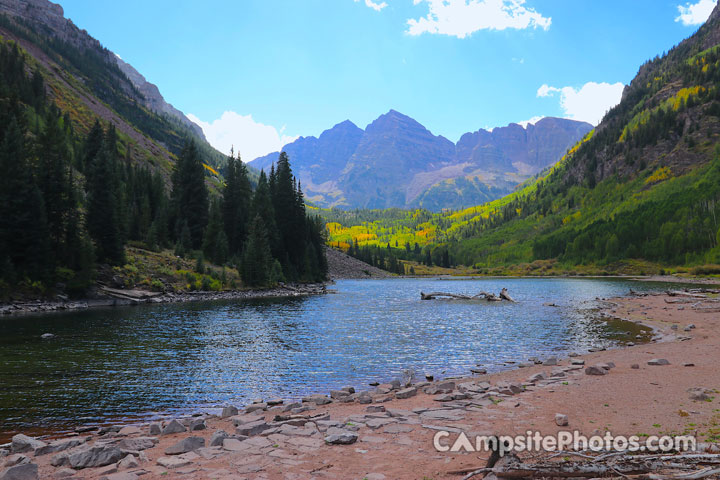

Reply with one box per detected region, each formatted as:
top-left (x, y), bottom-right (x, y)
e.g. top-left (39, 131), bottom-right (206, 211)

top-left (421, 289), bottom-right (515, 302)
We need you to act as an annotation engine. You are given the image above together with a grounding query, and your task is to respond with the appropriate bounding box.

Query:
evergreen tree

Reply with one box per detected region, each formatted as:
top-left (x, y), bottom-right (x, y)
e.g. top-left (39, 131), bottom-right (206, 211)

top-left (0, 118), bottom-right (50, 282)
top-left (241, 215), bottom-right (274, 287)
top-left (203, 198), bottom-right (227, 264)
top-left (171, 140), bottom-right (208, 249)
top-left (222, 153), bottom-right (252, 256)
top-left (86, 142), bottom-right (124, 265)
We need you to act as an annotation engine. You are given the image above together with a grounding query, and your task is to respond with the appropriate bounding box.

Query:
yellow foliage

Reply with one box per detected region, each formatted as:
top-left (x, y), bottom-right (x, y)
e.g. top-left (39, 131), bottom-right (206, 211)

top-left (645, 166), bottom-right (672, 185)
top-left (203, 164), bottom-right (219, 176)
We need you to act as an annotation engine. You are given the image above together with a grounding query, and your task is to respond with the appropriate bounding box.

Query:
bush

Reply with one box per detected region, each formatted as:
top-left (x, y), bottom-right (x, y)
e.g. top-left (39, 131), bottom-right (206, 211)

top-left (690, 264), bottom-right (720, 275)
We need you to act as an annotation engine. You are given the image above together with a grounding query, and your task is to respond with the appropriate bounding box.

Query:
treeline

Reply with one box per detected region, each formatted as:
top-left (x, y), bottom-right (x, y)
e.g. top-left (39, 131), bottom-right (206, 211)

top-left (342, 240), bottom-right (455, 274)
top-left (0, 40), bottom-right (326, 296)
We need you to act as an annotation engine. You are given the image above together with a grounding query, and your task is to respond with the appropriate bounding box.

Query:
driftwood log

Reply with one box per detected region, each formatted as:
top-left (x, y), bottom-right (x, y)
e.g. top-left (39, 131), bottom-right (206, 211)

top-left (455, 451), bottom-right (720, 480)
top-left (421, 288), bottom-right (516, 302)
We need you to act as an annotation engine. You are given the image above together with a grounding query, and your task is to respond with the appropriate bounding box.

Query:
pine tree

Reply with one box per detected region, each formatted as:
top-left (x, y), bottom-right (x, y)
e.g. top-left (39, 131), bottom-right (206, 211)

top-left (241, 215), bottom-right (274, 287)
top-left (86, 142), bottom-right (125, 265)
top-left (203, 198), bottom-right (227, 264)
top-left (222, 153), bottom-right (252, 256)
top-left (171, 140), bottom-right (208, 249)
top-left (0, 118), bottom-right (50, 282)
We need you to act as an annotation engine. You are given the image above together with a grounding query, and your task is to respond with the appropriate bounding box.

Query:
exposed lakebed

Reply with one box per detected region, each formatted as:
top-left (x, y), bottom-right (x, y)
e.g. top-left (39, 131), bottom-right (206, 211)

top-left (0, 277), bottom-right (664, 439)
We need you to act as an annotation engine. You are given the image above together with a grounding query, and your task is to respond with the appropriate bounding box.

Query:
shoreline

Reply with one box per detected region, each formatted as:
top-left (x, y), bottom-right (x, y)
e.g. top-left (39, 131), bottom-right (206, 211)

top-left (0, 283), bottom-right (328, 316)
top-left (2, 289), bottom-right (719, 479)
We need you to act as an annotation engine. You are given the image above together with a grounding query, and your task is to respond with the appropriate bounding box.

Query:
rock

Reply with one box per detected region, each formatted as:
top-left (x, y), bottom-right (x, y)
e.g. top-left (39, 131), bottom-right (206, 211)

top-left (282, 402), bottom-right (302, 412)
top-left (0, 463), bottom-right (38, 480)
top-left (149, 423), bottom-right (162, 435)
top-left (117, 426), bottom-right (142, 436)
top-left (302, 394), bottom-right (332, 405)
top-left (117, 454), bottom-right (139, 470)
top-left (3, 455), bottom-right (28, 467)
top-left (209, 431), bottom-right (229, 447)
top-left (330, 390), bottom-right (351, 399)
top-left (324, 428), bottom-right (358, 445)
top-left (161, 420), bottom-right (186, 435)
top-left (245, 403), bottom-right (267, 413)
top-left (688, 388), bottom-right (713, 401)
top-left (189, 419), bottom-right (206, 431)
top-left (631, 364), bottom-right (640, 369)
top-left (355, 392), bottom-right (372, 404)
top-left (10, 435), bottom-right (46, 454)
top-left (34, 438), bottom-right (85, 457)
top-left (543, 357), bottom-right (558, 366)
top-left (117, 437), bottom-right (157, 451)
top-left (51, 469), bottom-right (76, 478)
top-left (99, 473), bottom-right (138, 480)
top-left (684, 363), bottom-right (695, 367)
top-left (156, 455), bottom-right (196, 469)
top-left (570, 359), bottom-right (585, 366)
top-left (41, 333), bottom-right (55, 339)
top-left (425, 374), bottom-right (434, 381)
top-left (341, 386), bottom-right (356, 394)
top-left (585, 365), bottom-right (608, 376)
top-left (671, 325), bottom-right (679, 330)
top-left (220, 406), bottom-right (238, 418)
top-left (527, 372), bottom-right (547, 383)
top-left (424, 382), bottom-right (455, 395)
top-left (395, 387), bottom-right (417, 399)
top-left (54, 445), bottom-right (123, 469)
top-left (366, 405), bottom-right (386, 413)
top-left (235, 420), bottom-right (273, 437)
top-left (648, 359), bottom-right (670, 366)
top-left (266, 398), bottom-right (284, 406)
top-left (434, 393), bottom-right (454, 402)
top-left (688, 324), bottom-right (696, 329)
top-left (555, 414), bottom-right (569, 426)
top-left (165, 436), bottom-right (205, 455)
top-left (470, 368), bottom-right (487, 374)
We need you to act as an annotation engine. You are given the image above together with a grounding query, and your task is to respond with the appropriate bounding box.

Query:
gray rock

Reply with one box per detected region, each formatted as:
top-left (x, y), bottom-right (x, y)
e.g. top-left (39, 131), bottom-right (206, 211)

top-left (0, 463), bottom-right (38, 480)
top-left (189, 419), bottom-right (206, 431)
top-left (570, 359), bottom-right (585, 366)
top-left (220, 406), bottom-right (238, 418)
top-left (117, 437), bottom-right (158, 451)
top-left (366, 405), bottom-right (386, 413)
top-left (355, 392), bottom-right (372, 404)
top-left (41, 333), bottom-right (55, 340)
top-left (543, 357), bottom-right (558, 366)
top-left (149, 423), bottom-right (162, 435)
top-left (424, 382), bottom-right (455, 395)
top-left (165, 436), bottom-right (205, 455)
top-left (161, 420), bottom-right (187, 435)
top-left (117, 454), bottom-right (139, 470)
top-left (302, 394), bottom-right (331, 405)
top-left (156, 455), bottom-right (195, 469)
top-left (51, 468), bottom-right (76, 478)
top-left (585, 365), bottom-right (608, 376)
top-left (688, 388), bottom-right (713, 402)
top-left (10, 436), bottom-right (46, 454)
top-left (209, 431), bottom-right (229, 447)
top-left (330, 390), bottom-right (350, 399)
top-left (55, 445), bottom-right (123, 469)
top-left (235, 420), bottom-right (273, 437)
top-left (266, 398), bottom-right (284, 406)
top-left (3, 455), bottom-right (28, 467)
top-left (555, 414), bottom-right (569, 426)
top-left (99, 473), bottom-right (138, 480)
top-left (395, 387), bottom-right (417, 399)
top-left (282, 402), bottom-right (302, 412)
top-left (324, 428), bottom-right (358, 445)
top-left (33, 438), bottom-right (85, 457)
top-left (245, 403), bottom-right (267, 413)
top-left (631, 364), bottom-right (640, 369)
top-left (648, 359), bottom-right (670, 366)
top-left (341, 386), bottom-right (356, 394)
top-left (527, 372), bottom-right (547, 383)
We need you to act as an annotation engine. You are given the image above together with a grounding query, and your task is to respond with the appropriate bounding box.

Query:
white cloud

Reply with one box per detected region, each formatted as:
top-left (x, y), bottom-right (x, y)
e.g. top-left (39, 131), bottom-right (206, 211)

top-left (536, 81), bottom-right (624, 126)
top-left (187, 111), bottom-right (298, 161)
top-left (354, 0), bottom-right (388, 11)
top-left (407, 0), bottom-right (551, 38)
top-left (675, 0), bottom-right (716, 26)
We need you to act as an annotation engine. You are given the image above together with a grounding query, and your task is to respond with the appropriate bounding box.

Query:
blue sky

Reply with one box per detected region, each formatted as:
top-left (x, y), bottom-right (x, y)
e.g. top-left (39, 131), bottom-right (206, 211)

top-left (59, 0), bottom-right (717, 160)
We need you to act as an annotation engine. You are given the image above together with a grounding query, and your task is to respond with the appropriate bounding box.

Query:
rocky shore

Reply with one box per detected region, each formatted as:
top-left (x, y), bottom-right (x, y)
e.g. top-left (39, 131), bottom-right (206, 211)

top-left (1, 290), bottom-right (719, 479)
top-left (0, 283), bottom-right (328, 316)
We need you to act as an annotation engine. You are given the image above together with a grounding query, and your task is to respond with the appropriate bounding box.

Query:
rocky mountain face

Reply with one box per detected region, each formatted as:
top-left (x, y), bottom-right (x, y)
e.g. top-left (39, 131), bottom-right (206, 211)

top-left (251, 111), bottom-right (592, 210)
top-left (0, 0), bottom-right (211, 159)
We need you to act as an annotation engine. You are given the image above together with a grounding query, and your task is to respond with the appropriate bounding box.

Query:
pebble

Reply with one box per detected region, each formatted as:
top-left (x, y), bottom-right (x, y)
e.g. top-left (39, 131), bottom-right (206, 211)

top-left (648, 359), bottom-right (670, 366)
top-left (555, 413), bottom-right (569, 426)
top-left (631, 364), bottom-right (640, 369)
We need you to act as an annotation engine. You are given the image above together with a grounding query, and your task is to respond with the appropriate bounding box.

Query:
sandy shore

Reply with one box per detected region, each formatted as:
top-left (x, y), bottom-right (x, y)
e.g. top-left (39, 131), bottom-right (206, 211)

top-left (2, 291), bottom-right (719, 480)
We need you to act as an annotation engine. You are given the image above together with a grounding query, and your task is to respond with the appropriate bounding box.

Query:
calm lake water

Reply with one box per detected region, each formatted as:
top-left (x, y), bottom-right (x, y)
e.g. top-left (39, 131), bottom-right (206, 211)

top-left (0, 277), bottom-right (664, 438)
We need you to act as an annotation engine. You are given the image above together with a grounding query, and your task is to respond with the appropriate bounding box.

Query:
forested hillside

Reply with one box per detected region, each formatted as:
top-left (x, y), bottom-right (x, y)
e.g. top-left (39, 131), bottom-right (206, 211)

top-left (0, 37), bottom-right (326, 298)
top-left (323, 6), bottom-right (720, 275)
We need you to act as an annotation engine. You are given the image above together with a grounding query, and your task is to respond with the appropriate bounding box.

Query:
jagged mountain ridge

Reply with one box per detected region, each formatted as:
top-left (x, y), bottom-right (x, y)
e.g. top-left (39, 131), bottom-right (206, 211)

top-left (250, 111), bottom-right (592, 210)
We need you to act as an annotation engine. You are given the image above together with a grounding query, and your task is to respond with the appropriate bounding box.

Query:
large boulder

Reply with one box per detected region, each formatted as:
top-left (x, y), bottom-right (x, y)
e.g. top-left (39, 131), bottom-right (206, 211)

top-left (52, 445), bottom-right (123, 469)
top-left (164, 437), bottom-right (205, 455)
top-left (161, 420), bottom-right (186, 435)
top-left (10, 436), bottom-right (46, 455)
top-left (0, 463), bottom-right (38, 480)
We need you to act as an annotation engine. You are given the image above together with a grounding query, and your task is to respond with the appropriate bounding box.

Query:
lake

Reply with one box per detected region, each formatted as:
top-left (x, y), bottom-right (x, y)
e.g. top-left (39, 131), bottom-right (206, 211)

top-left (0, 277), bottom-right (663, 439)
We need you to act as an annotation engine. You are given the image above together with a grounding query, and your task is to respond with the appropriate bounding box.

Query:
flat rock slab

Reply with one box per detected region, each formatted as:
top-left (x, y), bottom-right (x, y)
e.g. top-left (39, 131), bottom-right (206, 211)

top-left (99, 473), bottom-right (138, 480)
top-left (0, 463), bottom-right (38, 480)
top-left (383, 424), bottom-right (415, 434)
top-left (648, 358), bottom-right (671, 366)
top-left (164, 436), bottom-right (205, 455)
top-left (34, 438), bottom-right (85, 457)
top-left (117, 437), bottom-right (158, 451)
top-left (419, 410), bottom-right (465, 421)
top-left (156, 452), bottom-right (199, 470)
top-left (324, 428), bottom-right (359, 445)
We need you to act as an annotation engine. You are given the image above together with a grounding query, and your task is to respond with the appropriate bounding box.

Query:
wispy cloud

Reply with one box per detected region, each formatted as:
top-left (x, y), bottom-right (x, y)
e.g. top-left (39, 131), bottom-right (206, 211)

top-left (407, 0), bottom-right (551, 39)
top-left (537, 82), bottom-right (624, 126)
top-left (675, 0), bottom-right (716, 26)
top-left (187, 112), bottom-right (298, 161)
top-left (355, 0), bottom-right (388, 12)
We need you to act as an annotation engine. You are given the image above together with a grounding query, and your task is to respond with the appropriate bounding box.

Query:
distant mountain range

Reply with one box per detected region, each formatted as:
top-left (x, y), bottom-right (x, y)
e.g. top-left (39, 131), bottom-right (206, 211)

top-left (250, 111), bottom-right (592, 210)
